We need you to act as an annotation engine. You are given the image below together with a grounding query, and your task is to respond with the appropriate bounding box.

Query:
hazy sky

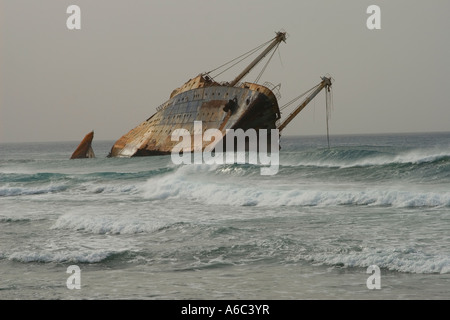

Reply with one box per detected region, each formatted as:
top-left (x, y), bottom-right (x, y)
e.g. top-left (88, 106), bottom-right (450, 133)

top-left (1, 0), bottom-right (449, 143)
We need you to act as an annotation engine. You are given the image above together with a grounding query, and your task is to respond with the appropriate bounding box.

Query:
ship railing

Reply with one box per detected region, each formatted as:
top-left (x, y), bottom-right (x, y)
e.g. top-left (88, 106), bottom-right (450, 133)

top-left (263, 82), bottom-right (282, 100)
top-left (156, 102), bottom-right (169, 112)
top-left (219, 81), bottom-right (242, 88)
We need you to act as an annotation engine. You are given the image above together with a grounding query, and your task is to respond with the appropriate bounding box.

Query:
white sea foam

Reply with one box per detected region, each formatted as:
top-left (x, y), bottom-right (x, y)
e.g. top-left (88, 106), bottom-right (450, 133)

top-left (8, 249), bottom-right (127, 263)
top-left (0, 183), bottom-right (68, 197)
top-left (301, 247), bottom-right (450, 274)
top-left (0, 216), bottom-right (34, 223)
top-left (51, 211), bottom-right (168, 234)
top-left (78, 181), bottom-right (141, 195)
top-left (142, 166), bottom-right (450, 207)
top-left (282, 149), bottom-right (450, 168)
top-left (352, 151), bottom-right (450, 167)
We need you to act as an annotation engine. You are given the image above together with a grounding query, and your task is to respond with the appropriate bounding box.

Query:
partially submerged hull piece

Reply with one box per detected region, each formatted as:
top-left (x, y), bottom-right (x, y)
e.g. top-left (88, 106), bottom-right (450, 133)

top-left (70, 131), bottom-right (95, 159)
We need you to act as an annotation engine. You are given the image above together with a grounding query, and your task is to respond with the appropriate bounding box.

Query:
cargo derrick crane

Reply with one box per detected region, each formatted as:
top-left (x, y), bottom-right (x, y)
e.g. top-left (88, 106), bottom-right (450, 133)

top-left (277, 76), bottom-right (333, 147)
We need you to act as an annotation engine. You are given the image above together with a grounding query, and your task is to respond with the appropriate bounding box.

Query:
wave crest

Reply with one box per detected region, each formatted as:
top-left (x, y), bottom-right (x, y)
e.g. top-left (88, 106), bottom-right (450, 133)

top-left (7, 249), bottom-right (132, 264)
top-left (301, 247), bottom-right (450, 274)
top-left (142, 166), bottom-right (450, 208)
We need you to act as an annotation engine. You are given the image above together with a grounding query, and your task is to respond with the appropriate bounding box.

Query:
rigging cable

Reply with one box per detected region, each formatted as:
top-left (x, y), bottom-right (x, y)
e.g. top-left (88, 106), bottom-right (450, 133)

top-left (279, 83), bottom-right (321, 111)
top-left (254, 42), bottom-right (280, 84)
top-left (325, 86), bottom-right (332, 149)
top-left (206, 37), bottom-right (275, 79)
top-left (278, 45), bottom-right (284, 68)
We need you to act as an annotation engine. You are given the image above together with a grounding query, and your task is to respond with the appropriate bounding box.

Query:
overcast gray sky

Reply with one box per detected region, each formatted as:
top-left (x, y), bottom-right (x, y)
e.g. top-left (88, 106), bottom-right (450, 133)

top-left (1, 0), bottom-right (449, 143)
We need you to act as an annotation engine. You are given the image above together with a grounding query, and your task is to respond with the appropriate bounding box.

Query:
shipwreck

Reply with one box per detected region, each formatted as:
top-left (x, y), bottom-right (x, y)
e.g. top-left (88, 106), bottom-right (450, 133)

top-left (72, 31), bottom-right (333, 159)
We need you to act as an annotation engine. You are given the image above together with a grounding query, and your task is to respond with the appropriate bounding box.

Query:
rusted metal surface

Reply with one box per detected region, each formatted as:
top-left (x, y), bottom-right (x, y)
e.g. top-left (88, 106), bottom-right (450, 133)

top-left (108, 80), bottom-right (281, 157)
top-left (70, 131), bottom-right (95, 159)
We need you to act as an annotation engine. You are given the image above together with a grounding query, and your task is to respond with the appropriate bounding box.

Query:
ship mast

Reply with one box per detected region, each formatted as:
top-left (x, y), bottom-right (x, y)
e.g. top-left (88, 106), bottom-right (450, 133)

top-left (229, 31), bottom-right (287, 87)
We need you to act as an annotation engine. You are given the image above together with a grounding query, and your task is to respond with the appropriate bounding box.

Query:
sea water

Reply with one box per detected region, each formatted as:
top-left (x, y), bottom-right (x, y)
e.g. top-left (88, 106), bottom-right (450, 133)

top-left (0, 132), bottom-right (449, 300)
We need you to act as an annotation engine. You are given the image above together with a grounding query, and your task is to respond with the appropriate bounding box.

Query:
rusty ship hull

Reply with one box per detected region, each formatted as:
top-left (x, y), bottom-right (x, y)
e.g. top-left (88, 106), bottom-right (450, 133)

top-left (109, 77), bottom-right (280, 157)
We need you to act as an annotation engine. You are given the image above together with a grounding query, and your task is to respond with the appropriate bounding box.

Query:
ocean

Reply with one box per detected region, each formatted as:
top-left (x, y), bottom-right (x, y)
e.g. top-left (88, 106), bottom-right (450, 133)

top-left (0, 132), bottom-right (449, 300)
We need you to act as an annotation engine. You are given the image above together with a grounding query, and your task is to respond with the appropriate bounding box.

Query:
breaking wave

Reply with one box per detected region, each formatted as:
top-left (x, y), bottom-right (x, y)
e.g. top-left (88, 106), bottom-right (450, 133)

top-left (0, 184), bottom-right (69, 197)
top-left (51, 212), bottom-right (170, 235)
top-left (300, 247), bottom-right (450, 274)
top-left (142, 164), bottom-right (450, 208)
top-left (5, 249), bottom-right (134, 264)
top-left (280, 148), bottom-right (450, 169)
top-left (0, 167), bottom-right (174, 197)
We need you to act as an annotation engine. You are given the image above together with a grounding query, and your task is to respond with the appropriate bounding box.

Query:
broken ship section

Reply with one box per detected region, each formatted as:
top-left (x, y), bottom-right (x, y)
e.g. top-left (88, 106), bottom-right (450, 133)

top-left (70, 131), bottom-right (95, 159)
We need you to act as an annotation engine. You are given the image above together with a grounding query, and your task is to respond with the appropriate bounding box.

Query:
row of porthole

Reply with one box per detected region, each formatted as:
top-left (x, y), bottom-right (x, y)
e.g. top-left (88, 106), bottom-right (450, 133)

top-left (166, 113), bottom-right (215, 121)
top-left (181, 91), bottom-right (232, 101)
top-left (152, 104), bottom-right (227, 124)
top-left (150, 102), bottom-right (229, 125)
top-left (152, 125), bottom-right (213, 135)
top-left (149, 103), bottom-right (225, 125)
top-left (152, 112), bottom-right (214, 125)
top-left (175, 87), bottom-right (258, 104)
